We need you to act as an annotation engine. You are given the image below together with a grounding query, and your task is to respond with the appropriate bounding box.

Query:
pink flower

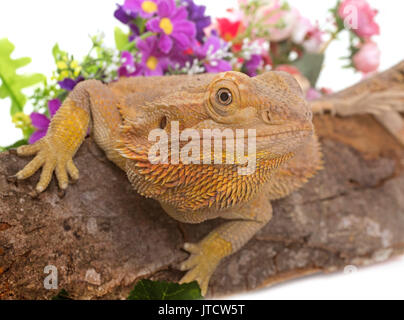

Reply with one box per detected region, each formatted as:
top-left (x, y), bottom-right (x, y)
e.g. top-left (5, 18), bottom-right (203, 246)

top-left (228, 4), bottom-right (246, 22)
top-left (292, 16), bottom-right (324, 53)
top-left (353, 41), bottom-right (381, 74)
top-left (254, 38), bottom-right (272, 66)
top-left (303, 27), bottom-right (323, 53)
top-left (255, 0), bottom-right (299, 42)
top-left (338, 0), bottom-right (380, 39)
top-left (292, 16), bottom-right (313, 44)
top-left (306, 88), bottom-right (322, 101)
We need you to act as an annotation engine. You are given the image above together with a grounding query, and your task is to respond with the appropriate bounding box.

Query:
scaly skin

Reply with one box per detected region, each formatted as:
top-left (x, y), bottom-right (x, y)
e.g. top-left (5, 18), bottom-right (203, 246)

top-left (15, 71), bottom-right (322, 295)
top-left (311, 61), bottom-right (404, 145)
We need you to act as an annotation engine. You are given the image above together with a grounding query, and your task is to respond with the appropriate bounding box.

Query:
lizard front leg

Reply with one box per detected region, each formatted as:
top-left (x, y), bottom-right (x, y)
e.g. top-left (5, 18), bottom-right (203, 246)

top-left (15, 80), bottom-right (123, 192)
top-left (179, 193), bottom-right (272, 295)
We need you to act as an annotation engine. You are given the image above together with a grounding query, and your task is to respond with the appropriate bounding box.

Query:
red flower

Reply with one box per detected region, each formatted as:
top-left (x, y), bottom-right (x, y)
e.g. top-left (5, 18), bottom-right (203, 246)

top-left (216, 18), bottom-right (243, 42)
top-left (183, 47), bottom-right (194, 55)
top-left (320, 87), bottom-right (333, 95)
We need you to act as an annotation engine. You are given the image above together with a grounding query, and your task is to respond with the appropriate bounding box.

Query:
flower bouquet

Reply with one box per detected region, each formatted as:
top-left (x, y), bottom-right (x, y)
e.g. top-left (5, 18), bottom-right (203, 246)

top-left (0, 0), bottom-right (380, 150)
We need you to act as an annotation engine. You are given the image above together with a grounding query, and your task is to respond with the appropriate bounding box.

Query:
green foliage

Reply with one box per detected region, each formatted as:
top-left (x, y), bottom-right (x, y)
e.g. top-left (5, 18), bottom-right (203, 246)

top-left (115, 27), bottom-right (129, 51)
top-left (329, 0), bottom-right (345, 33)
top-left (32, 35), bottom-right (120, 118)
top-left (115, 27), bottom-right (136, 52)
top-left (0, 38), bottom-right (45, 115)
top-left (30, 78), bottom-right (63, 116)
top-left (127, 280), bottom-right (203, 300)
top-left (327, 0), bottom-right (365, 73)
top-left (0, 139), bottom-right (28, 152)
top-left (293, 52), bottom-right (325, 87)
top-left (81, 34), bottom-right (119, 81)
top-left (0, 35), bottom-right (122, 151)
top-left (51, 289), bottom-right (72, 300)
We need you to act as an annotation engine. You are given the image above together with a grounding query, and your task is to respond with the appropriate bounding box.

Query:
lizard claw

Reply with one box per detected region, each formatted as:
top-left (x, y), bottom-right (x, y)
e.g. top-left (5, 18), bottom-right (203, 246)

top-left (6, 175), bottom-right (17, 183)
top-left (16, 138), bottom-right (78, 193)
top-left (179, 242), bottom-right (220, 296)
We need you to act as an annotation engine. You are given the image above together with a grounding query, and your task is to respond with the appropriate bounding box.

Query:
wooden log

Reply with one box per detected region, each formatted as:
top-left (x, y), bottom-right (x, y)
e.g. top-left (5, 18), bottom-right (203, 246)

top-left (1, 64), bottom-right (404, 299)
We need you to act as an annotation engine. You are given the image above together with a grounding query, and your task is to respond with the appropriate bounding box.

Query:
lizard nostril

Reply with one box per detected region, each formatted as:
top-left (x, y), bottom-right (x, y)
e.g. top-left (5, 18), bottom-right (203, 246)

top-left (262, 111), bottom-right (272, 124)
top-left (160, 116), bottom-right (167, 129)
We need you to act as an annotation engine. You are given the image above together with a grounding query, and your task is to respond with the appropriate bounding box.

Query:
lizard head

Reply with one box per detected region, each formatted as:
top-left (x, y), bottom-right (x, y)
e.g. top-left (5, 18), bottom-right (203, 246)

top-left (118, 71), bottom-right (314, 211)
top-left (197, 70), bottom-right (313, 156)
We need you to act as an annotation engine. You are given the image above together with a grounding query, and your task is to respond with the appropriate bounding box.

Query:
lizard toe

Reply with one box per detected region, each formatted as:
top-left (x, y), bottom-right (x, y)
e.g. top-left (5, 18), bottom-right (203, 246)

top-left (179, 264), bottom-right (212, 296)
top-left (183, 242), bottom-right (201, 254)
top-left (179, 254), bottom-right (199, 271)
top-left (36, 160), bottom-right (56, 193)
top-left (66, 159), bottom-right (80, 181)
top-left (16, 137), bottom-right (79, 193)
top-left (16, 155), bottom-right (44, 180)
top-left (17, 141), bottom-right (42, 157)
top-left (179, 243), bottom-right (219, 296)
top-left (55, 162), bottom-right (69, 190)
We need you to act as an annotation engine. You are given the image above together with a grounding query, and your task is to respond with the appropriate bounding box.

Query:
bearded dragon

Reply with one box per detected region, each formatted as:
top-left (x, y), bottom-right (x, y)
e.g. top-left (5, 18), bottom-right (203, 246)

top-left (14, 71), bottom-right (323, 295)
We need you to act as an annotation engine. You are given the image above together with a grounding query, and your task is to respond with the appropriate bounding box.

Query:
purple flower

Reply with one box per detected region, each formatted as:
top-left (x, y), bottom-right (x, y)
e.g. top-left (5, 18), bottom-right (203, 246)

top-left (135, 36), bottom-right (169, 76)
top-left (128, 23), bottom-right (141, 39)
top-left (146, 0), bottom-right (196, 53)
top-left (114, 4), bottom-right (140, 37)
top-left (182, 0), bottom-right (211, 43)
top-left (123, 0), bottom-right (158, 18)
top-left (58, 76), bottom-right (84, 91)
top-left (245, 54), bottom-right (263, 77)
top-left (118, 51), bottom-right (136, 77)
top-left (29, 99), bottom-right (61, 144)
top-left (114, 4), bottom-right (137, 24)
top-left (194, 36), bottom-right (232, 73)
top-left (169, 44), bottom-right (193, 68)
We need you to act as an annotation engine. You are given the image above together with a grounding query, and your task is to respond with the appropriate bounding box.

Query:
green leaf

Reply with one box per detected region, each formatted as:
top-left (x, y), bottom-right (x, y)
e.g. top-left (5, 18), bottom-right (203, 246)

top-left (51, 289), bottom-right (72, 300)
top-left (51, 43), bottom-right (69, 63)
top-left (52, 43), bottom-right (61, 62)
top-left (292, 52), bottom-right (325, 87)
top-left (114, 27), bottom-right (130, 51)
top-left (0, 139), bottom-right (28, 152)
top-left (127, 280), bottom-right (203, 300)
top-left (0, 38), bottom-right (46, 115)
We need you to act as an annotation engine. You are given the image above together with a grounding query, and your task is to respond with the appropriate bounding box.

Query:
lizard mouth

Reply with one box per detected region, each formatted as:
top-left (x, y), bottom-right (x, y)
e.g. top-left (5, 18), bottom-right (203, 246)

top-left (188, 122), bottom-right (313, 147)
top-left (246, 121), bottom-right (314, 140)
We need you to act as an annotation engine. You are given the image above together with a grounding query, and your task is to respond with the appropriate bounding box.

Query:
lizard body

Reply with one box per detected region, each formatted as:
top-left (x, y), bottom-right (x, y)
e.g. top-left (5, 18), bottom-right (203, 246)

top-left (15, 71), bottom-right (322, 294)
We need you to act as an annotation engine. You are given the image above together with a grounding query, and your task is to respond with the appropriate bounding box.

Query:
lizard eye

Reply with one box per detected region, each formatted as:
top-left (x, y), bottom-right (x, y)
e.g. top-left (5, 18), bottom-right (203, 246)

top-left (207, 79), bottom-right (240, 119)
top-left (216, 88), bottom-right (232, 106)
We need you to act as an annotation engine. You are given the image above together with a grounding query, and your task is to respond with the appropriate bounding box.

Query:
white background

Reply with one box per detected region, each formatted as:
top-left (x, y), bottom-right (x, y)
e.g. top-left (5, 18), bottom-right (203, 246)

top-left (0, 0), bottom-right (403, 299)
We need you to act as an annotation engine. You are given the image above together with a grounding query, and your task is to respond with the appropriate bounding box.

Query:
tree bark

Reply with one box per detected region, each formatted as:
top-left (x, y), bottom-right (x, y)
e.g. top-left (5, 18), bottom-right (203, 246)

top-left (1, 64), bottom-right (404, 300)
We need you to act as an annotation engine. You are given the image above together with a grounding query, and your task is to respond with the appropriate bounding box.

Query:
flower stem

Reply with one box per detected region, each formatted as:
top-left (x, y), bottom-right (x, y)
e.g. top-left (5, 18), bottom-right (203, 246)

top-left (320, 30), bottom-right (340, 54)
top-left (139, 32), bottom-right (156, 40)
